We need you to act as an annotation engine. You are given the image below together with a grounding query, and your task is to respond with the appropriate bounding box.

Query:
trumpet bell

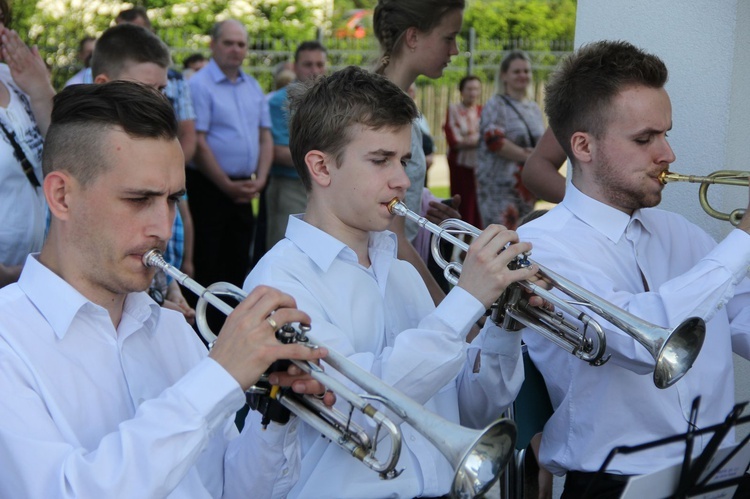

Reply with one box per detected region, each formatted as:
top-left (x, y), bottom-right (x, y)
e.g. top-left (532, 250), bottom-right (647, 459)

top-left (653, 317), bottom-right (706, 389)
top-left (451, 419), bottom-right (517, 499)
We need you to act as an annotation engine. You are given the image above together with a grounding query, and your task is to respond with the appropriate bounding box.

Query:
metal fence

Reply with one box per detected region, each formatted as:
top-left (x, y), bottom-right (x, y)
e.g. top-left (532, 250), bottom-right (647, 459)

top-left (42, 28), bottom-right (572, 154)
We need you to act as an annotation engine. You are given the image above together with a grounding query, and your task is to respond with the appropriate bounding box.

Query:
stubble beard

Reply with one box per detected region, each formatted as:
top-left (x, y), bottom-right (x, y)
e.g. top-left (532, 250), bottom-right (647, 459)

top-left (598, 152), bottom-right (662, 213)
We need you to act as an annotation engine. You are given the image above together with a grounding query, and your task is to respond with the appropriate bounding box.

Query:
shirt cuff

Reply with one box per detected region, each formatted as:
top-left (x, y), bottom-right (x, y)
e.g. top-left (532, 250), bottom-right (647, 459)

top-left (435, 285), bottom-right (487, 337)
top-left (473, 322), bottom-right (522, 355)
top-left (176, 357), bottom-right (246, 432)
top-left (712, 229), bottom-right (750, 282)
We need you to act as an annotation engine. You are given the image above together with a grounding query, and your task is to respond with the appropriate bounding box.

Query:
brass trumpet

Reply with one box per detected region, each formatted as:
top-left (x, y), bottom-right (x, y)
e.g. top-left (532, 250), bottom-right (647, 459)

top-left (142, 249), bottom-right (517, 498)
top-left (387, 199), bottom-right (706, 389)
top-left (659, 170), bottom-right (750, 225)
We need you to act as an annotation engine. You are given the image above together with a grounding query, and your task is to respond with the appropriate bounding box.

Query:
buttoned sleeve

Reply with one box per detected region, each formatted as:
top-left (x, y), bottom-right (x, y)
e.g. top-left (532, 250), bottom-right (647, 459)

top-left (457, 323), bottom-right (524, 429)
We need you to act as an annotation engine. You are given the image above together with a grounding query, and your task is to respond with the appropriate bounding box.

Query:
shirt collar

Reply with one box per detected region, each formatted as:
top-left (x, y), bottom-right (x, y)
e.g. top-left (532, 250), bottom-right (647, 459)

top-left (562, 183), bottom-right (647, 243)
top-left (207, 58), bottom-right (246, 84)
top-left (285, 215), bottom-right (398, 272)
top-left (18, 254), bottom-right (161, 340)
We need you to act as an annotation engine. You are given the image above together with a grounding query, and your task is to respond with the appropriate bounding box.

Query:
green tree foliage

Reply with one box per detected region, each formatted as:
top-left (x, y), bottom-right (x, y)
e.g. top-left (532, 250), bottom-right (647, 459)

top-left (11, 0), bottom-right (575, 91)
top-left (464, 0), bottom-right (576, 42)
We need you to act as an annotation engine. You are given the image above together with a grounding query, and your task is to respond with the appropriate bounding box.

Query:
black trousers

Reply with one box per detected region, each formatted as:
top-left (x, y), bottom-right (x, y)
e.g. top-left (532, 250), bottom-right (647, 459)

top-left (562, 471), bottom-right (631, 499)
top-left (186, 168), bottom-right (255, 288)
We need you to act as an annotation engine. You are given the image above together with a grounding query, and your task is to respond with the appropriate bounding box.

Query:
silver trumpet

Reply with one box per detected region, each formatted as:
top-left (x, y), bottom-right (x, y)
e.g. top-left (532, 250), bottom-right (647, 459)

top-left (387, 199), bottom-right (706, 389)
top-left (143, 249), bottom-right (517, 498)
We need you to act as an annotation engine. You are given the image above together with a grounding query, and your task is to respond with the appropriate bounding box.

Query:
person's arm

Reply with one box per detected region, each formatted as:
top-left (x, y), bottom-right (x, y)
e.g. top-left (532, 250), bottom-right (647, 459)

top-left (177, 119), bottom-right (197, 164)
top-left (174, 78), bottom-right (197, 163)
top-left (488, 133), bottom-right (532, 163)
top-left (481, 96), bottom-right (533, 164)
top-left (0, 28), bottom-right (55, 135)
top-left (445, 104), bottom-right (480, 150)
top-left (178, 198), bottom-right (195, 277)
top-left (457, 322), bottom-right (524, 429)
top-left (523, 128), bottom-right (567, 203)
top-left (247, 128), bottom-right (273, 195)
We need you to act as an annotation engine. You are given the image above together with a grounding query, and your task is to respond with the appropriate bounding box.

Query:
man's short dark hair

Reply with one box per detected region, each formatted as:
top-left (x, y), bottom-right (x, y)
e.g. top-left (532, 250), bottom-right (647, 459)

top-left (288, 65), bottom-right (418, 191)
top-left (0, 0), bottom-right (11, 29)
top-left (91, 24), bottom-right (171, 81)
top-left (294, 41), bottom-right (327, 62)
top-left (116, 7), bottom-right (151, 28)
top-left (43, 81), bottom-right (178, 186)
top-left (458, 75), bottom-right (480, 92)
top-left (78, 36), bottom-right (95, 53)
top-left (183, 53), bottom-right (206, 70)
top-left (544, 40), bottom-right (668, 160)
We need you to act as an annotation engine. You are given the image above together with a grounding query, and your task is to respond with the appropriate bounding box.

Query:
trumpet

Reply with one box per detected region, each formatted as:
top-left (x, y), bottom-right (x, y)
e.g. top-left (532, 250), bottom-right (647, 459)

top-left (659, 170), bottom-right (750, 225)
top-left (387, 199), bottom-right (706, 389)
top-left (143, 249), bottom-right (517, 498)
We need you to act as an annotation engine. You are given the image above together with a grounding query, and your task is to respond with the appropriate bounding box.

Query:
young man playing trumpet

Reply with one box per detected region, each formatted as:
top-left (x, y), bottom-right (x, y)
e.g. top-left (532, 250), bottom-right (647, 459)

top-left (243, 65), bottom-right (541, 498)
top-left (0, 81), bottom-right (330, 498)
top-left (517, 40), bottom-right (750, 497)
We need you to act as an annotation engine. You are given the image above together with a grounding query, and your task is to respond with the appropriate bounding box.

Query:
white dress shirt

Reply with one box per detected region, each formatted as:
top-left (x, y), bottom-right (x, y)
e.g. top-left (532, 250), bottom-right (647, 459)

top-left (517, 183), bottom-right (750, 476)
top-left (0, 255), bottom-right (271, 498)
top-left (0, 64), bottom-right (46, 266)
top-left (242, 215), bottom-right (523, 499)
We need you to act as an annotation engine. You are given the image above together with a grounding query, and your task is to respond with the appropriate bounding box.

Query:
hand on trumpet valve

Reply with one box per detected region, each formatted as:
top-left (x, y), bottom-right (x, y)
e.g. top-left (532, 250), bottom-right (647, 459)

top-left (250, 359), bottom-right (336, 428)
top-left (207, 285), bottom-right (328, 392)
top-left (268, 364), bottom-right (336, 405)
top-left (456, 224), bottom-right (538, 309)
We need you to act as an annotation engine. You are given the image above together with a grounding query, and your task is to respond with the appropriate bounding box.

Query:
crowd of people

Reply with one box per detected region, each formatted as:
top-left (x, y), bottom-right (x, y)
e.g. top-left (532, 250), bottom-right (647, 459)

top-left (2, 0), bottom-right (750, 498)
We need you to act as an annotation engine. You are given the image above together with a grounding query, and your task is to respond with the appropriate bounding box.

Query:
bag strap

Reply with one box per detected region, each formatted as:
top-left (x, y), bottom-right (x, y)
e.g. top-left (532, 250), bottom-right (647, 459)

top-left (0, 119), bottom-right (40, 188)
top-left (500, 95), bottom-right (537, 148)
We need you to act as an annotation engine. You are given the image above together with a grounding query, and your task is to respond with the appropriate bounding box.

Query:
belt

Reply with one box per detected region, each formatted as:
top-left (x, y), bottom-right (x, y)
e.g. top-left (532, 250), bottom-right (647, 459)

top-left (567, 471), bottom-right (633, 484)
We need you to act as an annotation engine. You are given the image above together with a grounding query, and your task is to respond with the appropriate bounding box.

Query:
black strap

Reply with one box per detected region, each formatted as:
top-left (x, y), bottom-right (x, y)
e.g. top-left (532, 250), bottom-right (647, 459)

top-left (0, 119), bottom-right (40, 188)
top-left (500, 94), bottom-right (537, 148)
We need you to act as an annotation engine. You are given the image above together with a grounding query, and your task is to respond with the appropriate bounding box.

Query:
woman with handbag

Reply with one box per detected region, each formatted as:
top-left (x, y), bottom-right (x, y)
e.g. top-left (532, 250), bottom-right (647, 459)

top-left (477, 50), bottom-right (545, 229)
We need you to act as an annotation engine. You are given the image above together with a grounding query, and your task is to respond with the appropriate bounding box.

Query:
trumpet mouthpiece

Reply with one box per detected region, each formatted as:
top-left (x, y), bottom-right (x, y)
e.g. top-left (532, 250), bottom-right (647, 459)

top-left (142, 249), bottom-right (166, 269)
top-left (658, 171), bottom-right (672, 184)
top-left (387, 198), bottom-right (405, 215)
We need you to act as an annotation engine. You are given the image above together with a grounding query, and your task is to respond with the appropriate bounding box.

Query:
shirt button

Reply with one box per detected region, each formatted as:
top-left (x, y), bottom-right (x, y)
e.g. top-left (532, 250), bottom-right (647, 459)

top-left (282, 468), bottom-right (289, 476)
top-left (410, 435), bottom-right (416, 442)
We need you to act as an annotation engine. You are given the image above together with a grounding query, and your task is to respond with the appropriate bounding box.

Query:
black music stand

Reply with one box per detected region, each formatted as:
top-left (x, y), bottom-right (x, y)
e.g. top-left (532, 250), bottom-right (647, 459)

top-left (581, 397), bottom-right (750, 499)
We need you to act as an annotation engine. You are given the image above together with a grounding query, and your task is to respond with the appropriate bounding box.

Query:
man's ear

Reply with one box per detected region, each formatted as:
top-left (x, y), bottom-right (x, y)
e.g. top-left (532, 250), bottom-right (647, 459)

top-left (570, 131), bottom-right (593, 165)
top-left (305, 150), bottom-right (332, 187)
top-left (43, 171), bottom-right (76, 222)
top-left (93, 73), bottom-right (111, 84)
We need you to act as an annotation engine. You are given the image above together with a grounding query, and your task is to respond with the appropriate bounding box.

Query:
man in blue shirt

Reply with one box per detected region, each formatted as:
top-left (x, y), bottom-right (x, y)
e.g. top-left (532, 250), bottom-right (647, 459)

top-left (265, 41), bottom-right (327, 251)
top-left (188, 20), bottom-right (272, 287)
